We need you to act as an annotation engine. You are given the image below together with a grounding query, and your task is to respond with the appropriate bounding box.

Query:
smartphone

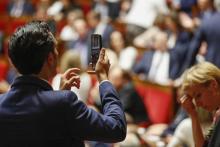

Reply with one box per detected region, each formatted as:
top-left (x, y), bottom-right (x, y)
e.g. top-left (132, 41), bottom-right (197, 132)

top-left (90, 34), bottom-right (102, 70)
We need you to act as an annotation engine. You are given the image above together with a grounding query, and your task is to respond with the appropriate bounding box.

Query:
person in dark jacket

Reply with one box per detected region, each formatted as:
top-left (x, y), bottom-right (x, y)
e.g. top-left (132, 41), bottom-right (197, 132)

top-left (0, 20), bottom-right (126, 147)
top-left (183, 0), bottom-right (220, 68)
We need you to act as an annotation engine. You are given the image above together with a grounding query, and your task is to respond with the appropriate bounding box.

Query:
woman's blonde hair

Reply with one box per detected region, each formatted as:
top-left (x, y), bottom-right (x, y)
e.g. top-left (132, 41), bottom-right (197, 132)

top-left (181, 62), bottom-right (220, 92)
top-left (60, 50), bottom-right (81, 73)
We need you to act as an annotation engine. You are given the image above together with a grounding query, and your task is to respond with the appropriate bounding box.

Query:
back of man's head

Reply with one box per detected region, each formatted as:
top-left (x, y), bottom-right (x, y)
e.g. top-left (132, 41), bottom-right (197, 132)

top-left (8, 21), bottom-right (55, 75)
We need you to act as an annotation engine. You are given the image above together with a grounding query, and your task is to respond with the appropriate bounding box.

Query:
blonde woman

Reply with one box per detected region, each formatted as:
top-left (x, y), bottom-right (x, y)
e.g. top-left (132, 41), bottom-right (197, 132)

top-left (180, 61), bottom-right (220, 147)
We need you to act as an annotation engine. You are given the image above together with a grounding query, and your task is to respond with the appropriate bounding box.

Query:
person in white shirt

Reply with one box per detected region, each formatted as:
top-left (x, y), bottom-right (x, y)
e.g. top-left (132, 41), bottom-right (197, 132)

top-left (125, 0), bottom-right (169, 42)
top-left (110, 31), bottom-right (137, 71)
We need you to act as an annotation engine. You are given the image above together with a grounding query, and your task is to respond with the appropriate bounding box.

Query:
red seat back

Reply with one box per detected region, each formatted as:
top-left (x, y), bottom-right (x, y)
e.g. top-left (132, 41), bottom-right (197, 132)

top-left (0, 56), bottom-right (9, 80)
top-left (0, 0), bottom-right (9, 14)
top-left (134, 77), bottom-right (174, 124)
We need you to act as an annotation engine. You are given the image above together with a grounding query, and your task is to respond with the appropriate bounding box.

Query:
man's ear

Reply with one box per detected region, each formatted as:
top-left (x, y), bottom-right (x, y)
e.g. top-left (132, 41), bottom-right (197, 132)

top-left (47, 52), bottom-right (54, 66)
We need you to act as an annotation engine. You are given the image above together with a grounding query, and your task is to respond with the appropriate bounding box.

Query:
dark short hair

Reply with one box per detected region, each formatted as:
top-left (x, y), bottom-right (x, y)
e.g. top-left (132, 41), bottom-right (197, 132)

top-left (8, 20), bottom-right (55, 75)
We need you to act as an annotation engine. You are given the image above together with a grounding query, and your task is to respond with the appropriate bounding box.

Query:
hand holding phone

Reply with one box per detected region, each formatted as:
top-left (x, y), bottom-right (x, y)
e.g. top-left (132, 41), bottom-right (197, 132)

top-left (94, 48), bottom-right (110, 82)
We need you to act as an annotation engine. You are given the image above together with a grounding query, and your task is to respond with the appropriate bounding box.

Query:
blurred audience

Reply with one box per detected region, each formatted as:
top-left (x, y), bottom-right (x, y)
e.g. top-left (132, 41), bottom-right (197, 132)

top-left (106, 0), bottom-right (120, 21)
top-left (183, 0), bottom-right (220, 69)
top-left (60, 9), bottom-right (83, 41)
top-left (92, 0), bottom-right (109, 22)
top-left (108, 66), bottom-right (149, 147)
top-left (133, 13), bottom-right (167, 49)
top-left (86, 10), bottom-right (114, 48)
top-left (125, 0), bottom-right (169, 42)
top-left (109, 66), bottom-right (148, 124)
top-left (110, 30), bottom-right (137, 71)
top-left (0, 31), bottom-right (3, 54)
top-left (47, 0), bottom-right (81, 21)
top-left (169, 0), bottom-right (198, 16)
top-left (7, 0), bottom-right (35, 17)
top-left (133, 31), bottom-right (181, 85)
top-left (67, 18), bottom-right (90, 69)
top-left (117, 0), bottom-right (132, 23)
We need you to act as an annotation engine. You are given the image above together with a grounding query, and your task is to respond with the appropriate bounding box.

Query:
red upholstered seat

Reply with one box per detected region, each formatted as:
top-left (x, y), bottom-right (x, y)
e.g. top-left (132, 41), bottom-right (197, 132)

top-left (134, 76), bottom-right (174, 124)
top-left (0, 15), bottom-right (10, 32)
top-left (0, 0), bottom-right (9, 14)
top-left (0, 58), bottom-right (9, 81)
top-left (8, 18), bottom-right (29, 34)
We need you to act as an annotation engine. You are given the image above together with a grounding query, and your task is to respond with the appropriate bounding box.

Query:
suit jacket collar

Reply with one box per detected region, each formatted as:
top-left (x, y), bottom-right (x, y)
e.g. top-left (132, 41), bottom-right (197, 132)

top-left (11, 75), bottom-right (53, 90)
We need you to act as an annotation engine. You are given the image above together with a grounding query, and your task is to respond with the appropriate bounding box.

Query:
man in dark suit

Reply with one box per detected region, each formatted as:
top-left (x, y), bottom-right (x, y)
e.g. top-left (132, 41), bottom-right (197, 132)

top-left (133, 31), bottom-right (185, 85)
top-left (0, 21), bottom-right (126, 147)
top-left (183, 1), bottom-right (220, 68)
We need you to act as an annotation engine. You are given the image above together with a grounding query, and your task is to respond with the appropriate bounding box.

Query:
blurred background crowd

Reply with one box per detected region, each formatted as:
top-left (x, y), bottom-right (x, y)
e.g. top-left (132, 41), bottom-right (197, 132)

top-left (0, 0), bottom-right (220, 146)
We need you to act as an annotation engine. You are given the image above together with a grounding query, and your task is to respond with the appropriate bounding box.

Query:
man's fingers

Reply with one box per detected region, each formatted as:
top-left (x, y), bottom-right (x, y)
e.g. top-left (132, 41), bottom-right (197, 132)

top-left (68, 75), bottom-right (80, 89)
top-left (68, 75), bottom-right (80, 84)
top-left (64, 68), bottom-right (80, 79)
top-left (105, 54), bottom-right (110, 65)
top-left (70, 72), bottom-right (78, 77)
top-left (65, 68), bottom-right (81, 74)
top-left (180, 95), bottom-right (187, 101)
top-left (179, 94), bottom-right (189, 103)
top-left (98, 48), bottom-right (110, 65)
top-left (99, 48), bottom-right (105, 62)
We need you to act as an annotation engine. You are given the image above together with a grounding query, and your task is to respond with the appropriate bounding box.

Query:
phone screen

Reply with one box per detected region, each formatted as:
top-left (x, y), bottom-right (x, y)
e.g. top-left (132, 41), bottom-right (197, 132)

top-left (91, 34), bottom-right (102, 70)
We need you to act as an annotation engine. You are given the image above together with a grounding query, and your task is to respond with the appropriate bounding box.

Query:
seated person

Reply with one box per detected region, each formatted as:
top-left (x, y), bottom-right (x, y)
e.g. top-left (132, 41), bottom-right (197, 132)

top-left (133, 31), bottom-right (182, 85)
top-left (109, 66), bottom-right (149, 124)
top-left (180, 62), bottom-right (220, 147)
top-left (91, 65), bottom-right (148, 124)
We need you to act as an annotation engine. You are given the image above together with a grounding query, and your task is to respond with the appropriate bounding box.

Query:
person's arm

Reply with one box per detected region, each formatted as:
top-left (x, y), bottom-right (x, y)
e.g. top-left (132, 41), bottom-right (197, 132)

top-left (62, 48), bottom-right (127, 142)
top-left (63, 81), bottom-right (126, 142)
top-left (180, 95), bottom-right (205, 147)
top-left (190, 110), bottom-right (205, 147)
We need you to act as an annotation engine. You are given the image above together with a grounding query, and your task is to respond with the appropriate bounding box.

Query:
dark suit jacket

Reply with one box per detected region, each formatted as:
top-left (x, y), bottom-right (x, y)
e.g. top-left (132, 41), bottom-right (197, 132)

top-left (7, 1), bottom-right (35, 16)
top-left (171, 31), bottom-right (192, 77)
top-left (0, 76), bottom-right (126, 147)
top-left (184, 12), bottom-right (220, 68)
top-left (208, 119), bottom-right (220, 147)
